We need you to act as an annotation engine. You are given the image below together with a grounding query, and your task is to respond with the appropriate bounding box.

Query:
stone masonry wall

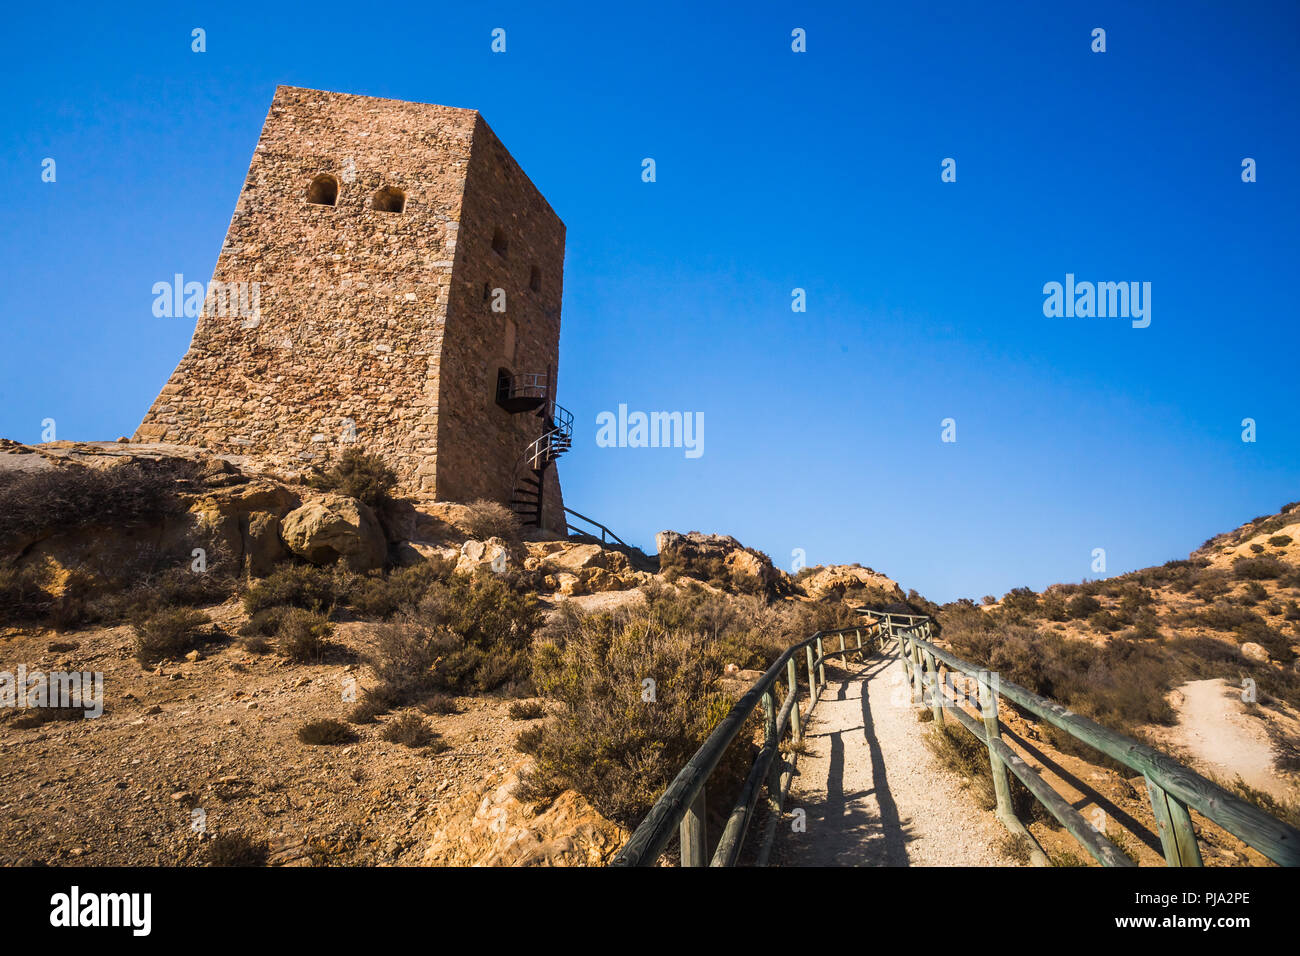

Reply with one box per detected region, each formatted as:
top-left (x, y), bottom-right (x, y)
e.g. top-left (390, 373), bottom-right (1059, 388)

top-left (437, 115), bottom-right (566, 531)
top-left (135, 87), bottom-right (567, 526)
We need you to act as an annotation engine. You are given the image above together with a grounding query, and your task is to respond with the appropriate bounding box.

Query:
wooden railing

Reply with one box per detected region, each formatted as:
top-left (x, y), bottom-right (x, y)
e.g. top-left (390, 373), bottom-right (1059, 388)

top-left (611, 621), bottom-right (883, 866)
top-left (612, 610), bottom-right (1300, 867)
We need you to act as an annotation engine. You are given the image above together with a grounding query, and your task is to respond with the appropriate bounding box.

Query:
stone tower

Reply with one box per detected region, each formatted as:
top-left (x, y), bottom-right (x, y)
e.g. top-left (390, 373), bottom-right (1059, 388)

top-left (136, 86), bottom-right (569, 532)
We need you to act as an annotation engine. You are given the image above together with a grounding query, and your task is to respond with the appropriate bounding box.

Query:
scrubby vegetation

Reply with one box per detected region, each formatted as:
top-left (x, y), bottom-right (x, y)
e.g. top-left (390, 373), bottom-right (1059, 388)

top-left (516, 595), bottom-right (754, 826)
top-left (296, 718), bottom-right (356, 745)
top-left (307, 448), bottom-right (397, 509)
top-left (923, 723), bottom-right (1050, 825)
top-left (381, 712), bottom-right (445, 750)
top-left (0, 460), bottom-right (192, 544)
top-left (366, 568), bottom-right (542, 708)
top-left (459, 499), bottom-right (521, 542)
top-left (132, 608), bottom-right (211, 664)
top-left (274, 608), bottom-right (334, 662)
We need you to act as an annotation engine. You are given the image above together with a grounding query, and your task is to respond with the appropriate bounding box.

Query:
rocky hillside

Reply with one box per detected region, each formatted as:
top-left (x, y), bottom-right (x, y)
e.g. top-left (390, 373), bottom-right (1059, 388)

top-left (930, 499), bottom-right (1300, 853)
top-left (0, 440), bottom-right (921, 866)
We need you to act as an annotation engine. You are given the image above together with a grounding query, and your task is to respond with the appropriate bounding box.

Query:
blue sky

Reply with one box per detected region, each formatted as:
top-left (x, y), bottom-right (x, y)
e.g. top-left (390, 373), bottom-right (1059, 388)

top-left (2, 2), bottom-right (1297, 603)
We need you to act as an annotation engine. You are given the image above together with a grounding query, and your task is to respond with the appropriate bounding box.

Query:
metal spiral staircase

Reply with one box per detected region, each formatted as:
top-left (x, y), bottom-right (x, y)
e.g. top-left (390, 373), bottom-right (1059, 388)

top-left (497, 371), bottom-right (572, 528)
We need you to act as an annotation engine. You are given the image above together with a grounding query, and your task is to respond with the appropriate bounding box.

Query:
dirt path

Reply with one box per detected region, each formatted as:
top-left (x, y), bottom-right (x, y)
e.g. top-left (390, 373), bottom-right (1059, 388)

top-left (775, 653), bottom-right (1017, 867)
top-left (1154, 679), bottom-right (1289, 800)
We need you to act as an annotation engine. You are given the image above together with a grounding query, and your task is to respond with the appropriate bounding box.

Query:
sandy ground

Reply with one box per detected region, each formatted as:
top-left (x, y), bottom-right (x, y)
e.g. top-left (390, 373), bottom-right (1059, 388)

top-left (775, 653), bottom-right (1017, 867)
top-left (1153, 679), bottom-right (1290, 800)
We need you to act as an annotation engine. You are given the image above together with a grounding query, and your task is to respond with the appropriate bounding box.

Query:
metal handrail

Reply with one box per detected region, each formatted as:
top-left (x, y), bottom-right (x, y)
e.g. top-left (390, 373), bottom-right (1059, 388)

top-left (498, 371), bottom-right (549, 402)
top-left (612, 609), bottom-right (1300, 867)
top-left (563, 506), bottom-right (632, 550)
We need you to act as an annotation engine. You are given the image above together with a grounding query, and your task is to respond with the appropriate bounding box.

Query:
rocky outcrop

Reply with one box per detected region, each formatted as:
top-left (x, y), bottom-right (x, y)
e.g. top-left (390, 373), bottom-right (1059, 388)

top-left (422, 761), bottom-right (626, 866)
top-left (655, 530), bottom-right (782, 590)
top-left (798, 565), bottom-right (904, 602)
top-left (280, 495), bottom-right (387, 570)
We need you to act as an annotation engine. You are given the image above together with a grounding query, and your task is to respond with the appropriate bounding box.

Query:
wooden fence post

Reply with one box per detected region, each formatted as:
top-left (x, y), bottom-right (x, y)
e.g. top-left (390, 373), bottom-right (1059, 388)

top-left (977, 671), bottom-right (1014, 819)
top-left (854, 628), bottom-right (863, 661)
top-left (816, 636), bottom-right (826, 687)
top-left (923, 648), bottom-right (943, 724)
top-left (910, 633), bottom-right (924, 704)
top-left (806, 644), bottom-right (817, 701)
top-left (681, 787), bottom-right (706, 867)
top-left (1145, 776), bottom-right (1205, 867)
top-left (787, 657), bottom-right (802, 743)
top-left (838, 633), bottom-right (846, 666)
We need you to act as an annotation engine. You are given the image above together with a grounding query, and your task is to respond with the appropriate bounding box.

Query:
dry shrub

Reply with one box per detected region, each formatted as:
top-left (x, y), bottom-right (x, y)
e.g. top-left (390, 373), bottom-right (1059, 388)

top-left (923, 724), bottom-right (1047, 824)
top-left (132, 608), bottom-right (210, 664)
top-left (459, 499), bottom-right (521, 541)
top-left (345, 559), bottom-right (454, 618)
top-left (938, 605), bottom-right (1175, 735)
top-left (368, 568), bottom-right (541, 704)
top-left (508, 700), bottom-right (545, 720)
top-left (242, 564), bottom-right (341, 615)
top-left (296, 718), bottom-right (355, 745)
top-left (381, 712), bottom-right (444, 750)
top-left (0, 459), bottom-right (191, 545)
top-left (276, 608), bottom-right (333, 662)
top-left (308, 448), bottom-right (397, 509)
top-left (516, 598), bottom-right (757, 828)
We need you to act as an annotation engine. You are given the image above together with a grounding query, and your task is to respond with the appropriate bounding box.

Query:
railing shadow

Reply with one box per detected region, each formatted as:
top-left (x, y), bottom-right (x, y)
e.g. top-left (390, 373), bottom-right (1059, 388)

top-left (785, 653), bottom-right (913, 866)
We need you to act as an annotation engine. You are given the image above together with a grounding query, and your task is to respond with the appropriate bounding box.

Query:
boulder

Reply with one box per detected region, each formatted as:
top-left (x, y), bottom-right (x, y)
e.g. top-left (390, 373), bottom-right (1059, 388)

top-left (280, 495), bottom-right (386, 570)
top-left (542, 543), bottom-right (606, 573)
top-left (456, 537), bottom-right (511, 574)
top-left (391, 540), bottom-right (460, 567)
top-left (1241, 642), bottom-right (1270, 664)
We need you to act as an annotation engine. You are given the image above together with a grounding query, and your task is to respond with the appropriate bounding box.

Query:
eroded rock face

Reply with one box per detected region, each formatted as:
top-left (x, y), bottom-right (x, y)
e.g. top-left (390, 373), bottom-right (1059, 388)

top-left (798, 565), bottom-right (904, 602)
top-left (422, 761), bottom-right (626, 867)
top-left (656, 530), bottom-right (781, 589)
top-left (280, 495), bottom-right (387, 570)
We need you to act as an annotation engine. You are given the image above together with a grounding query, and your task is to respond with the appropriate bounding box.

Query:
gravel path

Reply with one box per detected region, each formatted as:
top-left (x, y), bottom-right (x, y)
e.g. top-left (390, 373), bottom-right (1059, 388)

top-left (775, 653), bottom-right (1018, 867)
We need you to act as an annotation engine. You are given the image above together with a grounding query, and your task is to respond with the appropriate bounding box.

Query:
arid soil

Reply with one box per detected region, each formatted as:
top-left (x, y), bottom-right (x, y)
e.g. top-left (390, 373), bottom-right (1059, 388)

top-left (0, 599), bottom-right (546, 866)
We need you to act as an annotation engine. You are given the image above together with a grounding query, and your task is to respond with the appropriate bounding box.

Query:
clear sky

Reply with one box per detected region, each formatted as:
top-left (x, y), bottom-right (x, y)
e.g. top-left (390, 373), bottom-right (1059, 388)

top-left (2, 2), bottom-right (1297, 603)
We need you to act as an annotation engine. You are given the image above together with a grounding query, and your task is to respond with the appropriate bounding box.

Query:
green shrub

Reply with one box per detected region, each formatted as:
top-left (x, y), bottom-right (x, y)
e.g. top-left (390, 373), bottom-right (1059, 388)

top-left (1269, 535), bottom-right (1293, 548)
top-left (276, 609), bottom-right (334, 662)
top-left (345, 560), bottom-right (453, 618)
top-left (1066, 593), bottom-right (1101, 619)
top-left (296, 718), bottom-right (356, 745)
top-left (243, 564), bottom-right (340, 614)
top-left (238, 605), bottom-right (293, 637)
top-left (132, 608), bottom-right (210, 664)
